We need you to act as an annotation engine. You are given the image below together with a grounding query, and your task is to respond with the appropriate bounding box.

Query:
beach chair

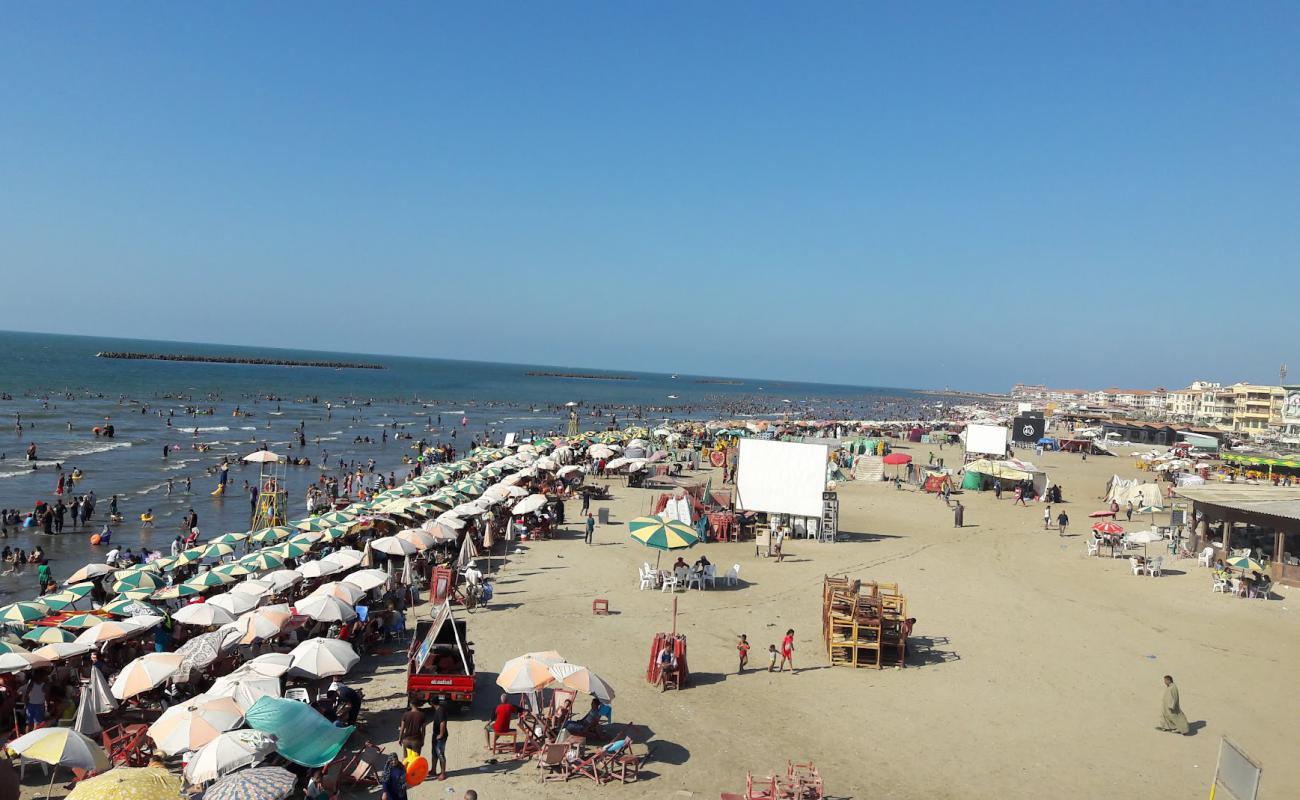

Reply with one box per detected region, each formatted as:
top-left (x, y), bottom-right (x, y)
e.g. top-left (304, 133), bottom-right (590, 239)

top-left (703, 564), bottom-right (717, 588)
top-left (637, 566), bottom-right (654, 591)
top-left (685, 570), bottom-right (704, 591)
top-left (564, 742), bottom-right (616, 784)
top-left (1211, 574), bottom-right (1229, 593)
top-left (324, 742), bottom-right (387, 791)
top-left (724, 564), bottom-right (741, 586)
top-left (608, 741), bottom-right (649, 783)
top-left (1198, 547), bottom-right (1214, 568)
top-left (1254, 578), bottom-right (1273, 600)
top-left (1086, 540), bottom-right (1099, 557)
top-left (484, 723), bottom-right (519, 758)
top-left (516, 714), bottom-right (547, 758)
top-left (1144, 556), bottom-right (1164, 577)
top-left (1129, 558), bottom-right (1144, 576)
top-left (659, 572), bottom-right (680, 593)
top-left (745, 772), bottom-right (777, 800)
top-left (535, 742), bottom-right (570, 782)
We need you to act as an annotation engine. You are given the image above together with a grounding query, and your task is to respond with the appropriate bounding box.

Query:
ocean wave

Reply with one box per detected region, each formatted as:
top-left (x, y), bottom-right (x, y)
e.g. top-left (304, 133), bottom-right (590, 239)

top-left (190, 426), bottom-right (229, 432)
top-left (239, 426), bottom-right (257, 431)
top-left (56, 441), bottom-right (135, 459)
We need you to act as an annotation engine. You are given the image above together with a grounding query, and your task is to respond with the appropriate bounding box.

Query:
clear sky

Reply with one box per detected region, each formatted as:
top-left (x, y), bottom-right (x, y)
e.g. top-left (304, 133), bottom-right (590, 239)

top-left (2, 3), bottom-right (1297, 392)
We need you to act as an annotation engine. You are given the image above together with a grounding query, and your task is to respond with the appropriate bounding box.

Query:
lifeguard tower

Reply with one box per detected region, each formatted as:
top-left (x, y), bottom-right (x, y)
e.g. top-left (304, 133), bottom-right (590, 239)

top-left (245, 449), bottom-right (287, 528)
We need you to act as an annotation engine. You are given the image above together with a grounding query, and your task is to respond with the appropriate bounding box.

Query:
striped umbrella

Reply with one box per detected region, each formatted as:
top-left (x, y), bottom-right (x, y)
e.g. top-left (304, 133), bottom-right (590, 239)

top-left (0, 601), bottom-right (50, 623)
top-left (223, 609), bottom-right (288, 645)
top-left (152, 584), bottom-right (204, 601)
top-left (309, 581), bottom-right (365, 604)
top-left (112, 571), bottom-right (164, 593)
top-left (41, 588), bottom-right (94, 613)
top-left (319, 525), bottom-right (351, 541)
top-left (75, 620), bottom-right (149, 647)
top-left (0, 651), bottom-right (54, 674)
top-left (183, 571), bottom-right (238, 591)
top-left (110, 653), bottom-right (184, 700)
top-left (240, 551), bottom-right (286, 572)
top-left (23, 626), bottom-right (76, 644)
top-left (1227, 555), bottom-right (1265, 573)
top-left (102, 596), bottom-right (161, 617)
top-left (293, 518), bottom-right (328, 532)
top-left (628, 516), bottom-right (699, 551)
top-left (202, 543), bottom-right (236, 560)
top-left (205, 766), bottom-right (296, 800)
top-left (172, 548), bottom-right (206, 567)
top-left (317, 511), bottom-right (355, 525)
top-left (172, 603), bottom-right (235, 627)
top-left (1092, 521), bottom-right (1125, 535)
top-left (287, 530), bottom-right (324, 546)
top-left (58, 613), bottom-right (105, 631)
top-left (213, 562), bottom-right (253, 579)
top-left (147, 696), bottom-right (244, 756)
top-left (184, 731), bottom-right (278, 785)
top-left (65, 563), bottom-right (115, 584)
top-left (250, 526), bottom-right (294, 543)
top-left (33, 642), bottom-right (92, 661)
top-left (547, 662), bottom-right (616, 701)
top-left (7, 727), bottom-right (109, 773)
top-left (269, 541), bottom-right (310, 559)
top-left (210, 533), bottom-right (250, 545)
top-left (0, 641), bottom-right (20, 654)
top-left (67, 766), bottom-right (181, 800)
top-left (497, 652), bottom-right (566, 693)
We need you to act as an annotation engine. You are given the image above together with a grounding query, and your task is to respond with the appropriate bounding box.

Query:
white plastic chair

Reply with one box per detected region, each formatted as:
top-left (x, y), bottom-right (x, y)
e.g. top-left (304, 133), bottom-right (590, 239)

top-left (724, 564), bottom-right (741, 586)
top-left (1144, 556), bottom-right (1163, 577)
top-left (1211, 575), bottom-right (1229, 593)
top-left (285, 687), bottom-right (311, 703)
top-left (637, 566), bottom-right (654, 591)
top-left (660, 572), bottom-right (680, 593)
top-left (702, 564), bottom-right (717, 588)
top-left (685, 570), bottom-right (704, 591)
top-left (1129, 558), bottom-right (1144, 576)
top-left (1197, 547), bottom-right (1214, 568)
top-left (1086, 540), bottom-right (1099, 557)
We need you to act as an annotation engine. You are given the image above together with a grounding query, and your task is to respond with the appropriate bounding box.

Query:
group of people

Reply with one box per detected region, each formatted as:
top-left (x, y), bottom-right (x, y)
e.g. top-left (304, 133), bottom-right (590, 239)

top-left (2, 492), bottom-right (100, 536)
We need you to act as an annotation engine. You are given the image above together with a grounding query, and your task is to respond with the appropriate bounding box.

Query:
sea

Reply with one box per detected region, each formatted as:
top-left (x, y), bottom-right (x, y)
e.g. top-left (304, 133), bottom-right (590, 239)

top-left (0, 329), bottom-right (932, 601)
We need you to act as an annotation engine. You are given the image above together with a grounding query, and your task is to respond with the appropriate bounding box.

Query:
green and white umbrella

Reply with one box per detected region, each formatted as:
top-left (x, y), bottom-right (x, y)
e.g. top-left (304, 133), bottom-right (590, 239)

top-left (240, 551), bottom-right (285, 572)
top-left (210, 533), bottom-right (249, 545)
top-left (627, 516), bottom-right (699, 568)
top-left (113, 570), bottom-right (164, 594)
top-left (269, 541), bottom-right (310, 559)
top-left (24, 626), bottom-right (76, 644)
top-left (58, 614), bottom-right (105, 631)
top-left (103, 596), bottom-right (162, 617)
top-left (0, 602), bottom-right (50, 624)
top-left (184, 571), bottom-right (237, 591)
top-left (213, 562), bottom-right (253, 579)
top-left (202, 543), bottom-right (236, 560)
top-left (250, 526), bottom-right (293, 543)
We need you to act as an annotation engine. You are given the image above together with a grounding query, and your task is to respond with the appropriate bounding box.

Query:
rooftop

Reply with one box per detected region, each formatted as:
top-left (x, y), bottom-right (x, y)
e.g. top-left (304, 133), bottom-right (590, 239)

top-left (1176, 485), bottom-right (1300, 522)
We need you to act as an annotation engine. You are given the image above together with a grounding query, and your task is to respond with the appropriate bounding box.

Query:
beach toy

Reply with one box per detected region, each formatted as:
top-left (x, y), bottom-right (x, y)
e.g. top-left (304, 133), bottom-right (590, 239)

top-left (405, 755), bottom-right (428, 786)
top-left (211, 486), bottom-right (224, 497)
top-left (90, 534), bottom-right (101, 545)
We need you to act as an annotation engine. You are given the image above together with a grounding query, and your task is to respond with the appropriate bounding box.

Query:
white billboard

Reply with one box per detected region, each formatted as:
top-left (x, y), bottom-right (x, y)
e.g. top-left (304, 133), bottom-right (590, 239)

top-left (964, 424), bottom-right (1009, 456)
top-left (735, 439), bottom-right (828, 518)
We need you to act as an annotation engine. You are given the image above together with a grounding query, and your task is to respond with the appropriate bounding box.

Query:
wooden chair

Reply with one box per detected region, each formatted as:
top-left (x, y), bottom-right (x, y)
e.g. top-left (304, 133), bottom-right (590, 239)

top-left (745, 772), bottom-right (776, 800)
top-left (535, 743), bottom-right (569, 783)
top-left (484, 725), bottom-right (518, 758)
top-left (608, 742), bottom-right (649, 783)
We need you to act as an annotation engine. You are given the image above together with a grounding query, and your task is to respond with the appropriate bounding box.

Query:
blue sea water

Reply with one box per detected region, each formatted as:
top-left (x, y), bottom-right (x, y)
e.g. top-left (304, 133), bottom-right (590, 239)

top-left (0, 329), bottom-right (927, 599)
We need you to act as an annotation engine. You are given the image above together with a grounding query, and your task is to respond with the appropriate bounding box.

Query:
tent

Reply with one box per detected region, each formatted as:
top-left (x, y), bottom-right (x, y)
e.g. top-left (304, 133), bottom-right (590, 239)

top-left (1105, 476), bottom-right (1164, 509)
top-left (244, 697), bottom-right (354, 767)
top-left (922, 472), bottom-right (952, 493)
top-left (962, 458), bottom-right (1050, 497)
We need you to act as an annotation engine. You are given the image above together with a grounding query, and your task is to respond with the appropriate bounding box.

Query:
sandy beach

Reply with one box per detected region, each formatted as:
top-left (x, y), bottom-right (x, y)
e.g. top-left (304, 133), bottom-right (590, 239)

top-left (295, 443), bottom-right (1296, 800)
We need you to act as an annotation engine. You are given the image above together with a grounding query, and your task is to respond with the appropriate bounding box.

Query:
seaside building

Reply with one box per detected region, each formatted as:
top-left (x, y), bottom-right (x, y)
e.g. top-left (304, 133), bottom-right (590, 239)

top-left (1178, 484), bottom-right (1300, 587)
top-left (1230, 383), bottom-right (1285, 435)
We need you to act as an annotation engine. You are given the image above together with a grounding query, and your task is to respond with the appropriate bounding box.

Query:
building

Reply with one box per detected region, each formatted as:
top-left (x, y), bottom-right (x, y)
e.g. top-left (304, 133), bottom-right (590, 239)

top-left (1100, 419), bottom-right (1181, 446)
top-left (1177, 484), bottom-right (1300, 587)
top-left (1231, 383), bottom-right (1285, 435)
top-left (1281, 385), bottom-right (1300, 442)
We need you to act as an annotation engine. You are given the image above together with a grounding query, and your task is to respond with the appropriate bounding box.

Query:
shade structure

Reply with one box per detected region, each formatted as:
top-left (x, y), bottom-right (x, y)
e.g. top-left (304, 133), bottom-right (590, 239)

top-left (66, 563), bottom-right (115, 584)
top-left (369, 536), bottom-right (416, 556)
top-left (231, 579), bottom-right (273, 598)
top-left (287, 638), bottom-right (359, 679)
top-left (309, 581), bottom-right (366, 605)
top-left (627, 516), bottom-right (699, 551)
top-left (41, 588), bottom-right (93, 613)
top-left (260, 570), bottom-right (303, 591)
top-left (244, 450), bottom-right (281, 464)
top-left (210, 532), bottom-right (250, 545)
top-left (184, 570), bottom-right (238, 591)
top-left (207, 673), bottom-right (282, 712)
top-left (222, 610), bottom-right (289, 645)
top-left (58, 613), bottom-right (104, 631)
top-left (1092, 521), bottom-right (1125, 534)
top-left (234, 652), bottom-right (293, 679)
top-left (497, 652), bottom-right (567, 693)
top-left (0, 651), bottom-right (54, 675)
top-left (296, 560), bottom-right (342, 580)
top-left (23, 626), bottom-right (76, 644)
top-left (321, 548), bottom-right (365, 569)
top-left (213, 562), bottom-right (253, 579)
top-left (184, 730), bottom-right (278, 785)
top-left (7, 727), bottom-right (110, 772)
top-left (511, 494), bottom-right (548, 515)
top-left (882, 452), bottom-right (912, 466)
top-left (1227, 555), bottom-right (1265, 573)
top-left (341, 568), bottom-right (388, 593)
top-left (147, 695), bottom-right (244, 756)
top-left (268, 541), bottom-right (310, 560)
top-left (172, 603), bottom-right (236, 627)
top-left (111, 653), bottom-right (185, 700)
top-left (0, 601), bottom-right (49, 623)
top-left (111, 571), bottom-right (164, 593)
top-left (547, 662), bottom-right (616, 701)
top-left (244, 698), bottom-right (353, 768)
top-left (175, 631), bottom-right (232, 679)
top-left (293, 594), bottom-right (357, 623)
top-left (173, 548), bottom-right (206, 567)
top-left (151, 584), bottom-right (202, 601)
top-left (588, 444), bottom-right (616, 459)
top-left (240, 551), bottom-right (286, 573)
top-left (67, 767), bottom-right (181, 800)
top-left (421, 522), bottom-right (459, 542)
top-left (395, 528), bottom-right (436, 550)
top-left (33, 642), bottom-right (92, 662)
top-left (249, 526), bottom-right (294, 544)
top-left (75, 620), bottom-right (147, 647)
top-left (102, 596), bottom-right (162, 618)
top-left (208, 592), bottom-right (259, 616)
top-left (202, 543), bottom-right (236, 560)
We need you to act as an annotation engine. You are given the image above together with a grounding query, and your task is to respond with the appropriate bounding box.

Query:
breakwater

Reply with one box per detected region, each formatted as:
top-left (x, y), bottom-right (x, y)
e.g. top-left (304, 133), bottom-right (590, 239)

top-left (524, 371), bottom-right (637, 381)
top-left (96, 352), bottom-right (385, 369)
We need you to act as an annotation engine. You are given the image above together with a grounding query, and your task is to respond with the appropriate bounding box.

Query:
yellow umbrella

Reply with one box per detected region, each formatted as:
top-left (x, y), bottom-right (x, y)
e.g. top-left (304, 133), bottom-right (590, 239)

top-left (6, 727), bottom-right (110, 797)
top-left (67, 767), bottom-right (181, 800)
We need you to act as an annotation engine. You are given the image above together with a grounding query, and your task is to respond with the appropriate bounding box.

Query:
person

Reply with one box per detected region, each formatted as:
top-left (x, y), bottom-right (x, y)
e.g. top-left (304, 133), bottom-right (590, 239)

top-left (490, 693), bottom-right (519, 737)
top-left (657, 644), bottom-right (677, 690)
top-left (767, 643), bottom-right (779, 672)
top-left (23, 672), bottom-right (45, 730)
top-left (1043, 505), bottom-right (1052, 531)
top-left (399, 700), bottom-right (427, 754)
top-left (380, 754), bottom-right (408, 800)
top-left (1057, 511), bottom-right (1069, 537)
top-left (737, 634), bottom-right (750, 673)
top-left (581, 491), bottom-right (590, 514)
top-left (305, 769), bottom-right (329, 800)
top-left (430, 698), bottom-right (449, 781)
top-left (36, 561), bottom-right (52, 594)
top-left (1126, 501), bottom-right (1134, 521)
top-left (328, 680), bottom-right (362, 725)
top-left (1157, 675), bottom-right (1190, 734)
top-left (565, 697), bottom-right (603, 735)
top-left (953, 501), bottom-right (964, 528)
top-left (463, 560), bottom-right (483, 588)
top-left (774, 525), bottom-right (786, 562)
top-left (171, 535), bottom-right (182, 556)
top-left (779, 628), bottom-right (795, 673)
top-left (104, 545), bottom-right (120, 564)
top-left (584, 512), bottom-right (595, 545)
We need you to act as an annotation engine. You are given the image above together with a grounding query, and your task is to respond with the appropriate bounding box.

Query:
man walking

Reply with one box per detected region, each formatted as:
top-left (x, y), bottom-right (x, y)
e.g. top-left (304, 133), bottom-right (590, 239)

top-left (1057, 510), bottom-right (1069, 537)
top-left (584, 512), bottom-right (595, 545)
top-left (430, 698), bottom-right (449, 781)
top-left (953, 501), bottom-right (964, 528)
top-left (1043, 504), bottom-right (1052, 531)
top-left (1156, 675), bottom-right (1190, 735)
top-left (581, 491), bottom-right (590, 515)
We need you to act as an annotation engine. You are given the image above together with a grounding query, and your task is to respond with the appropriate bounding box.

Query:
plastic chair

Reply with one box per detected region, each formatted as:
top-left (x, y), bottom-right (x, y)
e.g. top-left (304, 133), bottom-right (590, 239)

top-left (1144, 556), bottom-right (1163, 577)
top-left (1211, 575), bottom-right (1229, 593)
top-left (724, 564), bottom-right (741, 586)
top-left (702, 564), bottom-right (717, 588)
top-left (1197, 547), bottom-right (1214, 568)
top-left (597, 703), bottom-right (612, 724)
top-left (1129, 558), bottom-right (1144, 576)
top-left (659, 572), bottom-right (679, 593)
top-left (1086, 540), bottom-right (1099, 557)
top-left (637, 567), bottom-right (654, 591)
top-left (685, 570), bottom-right (704, 591)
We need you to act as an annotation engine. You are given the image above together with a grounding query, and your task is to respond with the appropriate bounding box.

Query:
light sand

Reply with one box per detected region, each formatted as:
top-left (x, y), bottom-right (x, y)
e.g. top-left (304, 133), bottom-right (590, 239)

top-left (21, 443), bottom-right (1294, 799)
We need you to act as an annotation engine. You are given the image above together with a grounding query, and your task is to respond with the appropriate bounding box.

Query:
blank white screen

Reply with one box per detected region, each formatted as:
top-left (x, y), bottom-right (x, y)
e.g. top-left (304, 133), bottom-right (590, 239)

top-left (736, 439), bottom-right (828, 517)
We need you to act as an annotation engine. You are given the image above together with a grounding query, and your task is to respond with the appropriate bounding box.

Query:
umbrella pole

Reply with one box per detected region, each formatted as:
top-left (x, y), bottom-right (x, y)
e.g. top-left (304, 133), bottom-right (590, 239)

top-left (45, 765), bottom-right (57, 800)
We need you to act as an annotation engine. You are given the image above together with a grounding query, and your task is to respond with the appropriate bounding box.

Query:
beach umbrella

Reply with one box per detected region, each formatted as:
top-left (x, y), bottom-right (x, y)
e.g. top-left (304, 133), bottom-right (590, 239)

top-left (1092, 521), bottom-right (1125, 535)
top-left (72, 677), bottom-right (104, 736)
top-left (421, 522), bottom-right (459, 542)
top-left (23, 627), bottom-right (76, 644)
top-left (65, 563), bottom-right (114, 584)
top-left (33, 642), bottom-right (92, 661)
top-left (214, 562), bottom-right (253, 579)
top-left (317, 511), bottom-right (355, 526)
top-left (57, 613), bottom-right (105, 631)
top-left (7, 728), bottom-right (109, 795)
top-left (433, 513), bottom-right (466, 530)
top-left (0, 640), bottom-right (19, 655)
top-left (269, 541), bottom-right (311, 559)
top-left (202, 543), bottom-right (236, 560)
top-left (288, 529), bottom-right (325, 546)
top-left (147, 695), bottom-right (244, 756)
top-left (110, 653), bottom-right (184, 700)
top-left (498, 652), bottom-right (567, 693)
top-left (205, 767), bottom-right (296, 800)
top-left (184, 570), bottom-right (238, 591)
top-left (67, 767), bottom-right (181, 800)
top-left (261, 570), bottom-right (303, 592)
top-left (341, 568), bottom-right (388, 593)
top-left (319, 525), bottom-right (351, 541)
top-left (75, 620), bottom-right (145, 647)
top-left (151, 583), bottom-right (203, 600)
top-left (175, 631), bottom-right (233, 679)
top-left (369, 536), bottom-right (416, 557)
top-left (287, 638), bottom-right (359, 679)
top-left (102, 595), bottom-right (161, 617)
top-left (233, 652), bottom-right (293, 679)
top-left (309, 581), bottom-right (366, 605)
top-left (173, 603), bottom-right (235, 627)
top-left (240, 551), bottom-right (286, 572)
top-left (111, 571), bottom-right (163, 593)
top-left (250, 526), bottom-right (294, 544)
top-left (628, 516), bottom-right (699, 569)
top-left (395, 528), bottom-right (436, 550)
top-left (882, 452), bottom-right (912, 465)
top-left (208, 592), bottom-right (259, 616)
top-left (174, 548), bottom-right (207, 567)
top-left (547, 662), bottom-right (616, 701)
top-left (1126, 529), bottom-right (1165, 556)
top-left (0, 651), bottom-right (53, 674)
top-left (322, 548), bottom-right (365, 569)
top-left (40, 587), bottom-right (93, 613)
top-left (221, 610), bottom-right (289, 646)
top-left (1227, 555), bottom-right (1265, 573)
top-left (588, 444), bottom-right (616, 459)
top-left (294, 595), bottom-right (357, 624)
top-left (1088, 510), bottom-right (1117, 518)
top-left (149, 556), bottom-right (180, 572)
top-left (0, 602), bottom-right (49, 624)
top-left (296, 560), bottom-right (343, 580)
top-left (293, 518), bottom-right (328, 532)
top-left (244, 450), bottom-right (281, 464)
top-left (231, 579), bottom-right (273, 598)
top-left (206, 673), bottom-right (282, 713)
top-left (210, 532), bottom-right (250, 545)
top-left (511, 494), bottom-right (548, 515)
top-left (184, 730), bottom-right (278, 784)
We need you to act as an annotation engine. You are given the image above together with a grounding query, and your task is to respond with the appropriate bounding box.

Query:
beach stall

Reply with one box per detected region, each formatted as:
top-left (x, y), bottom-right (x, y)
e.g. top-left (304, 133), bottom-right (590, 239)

top-left (961, 458), bottom-right (1050, 498)
top-left (1177, 484), bottom-right (1300, 587)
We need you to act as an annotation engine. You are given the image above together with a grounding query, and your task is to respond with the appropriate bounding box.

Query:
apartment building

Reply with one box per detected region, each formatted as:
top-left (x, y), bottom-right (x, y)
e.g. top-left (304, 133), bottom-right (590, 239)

top-left (1231, 383), bottom-right (1285, 434)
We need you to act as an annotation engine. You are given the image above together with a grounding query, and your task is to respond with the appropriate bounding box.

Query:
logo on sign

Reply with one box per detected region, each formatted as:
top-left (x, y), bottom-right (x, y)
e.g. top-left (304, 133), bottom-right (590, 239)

top-left (1022, 425), bottom-right (1036, 437)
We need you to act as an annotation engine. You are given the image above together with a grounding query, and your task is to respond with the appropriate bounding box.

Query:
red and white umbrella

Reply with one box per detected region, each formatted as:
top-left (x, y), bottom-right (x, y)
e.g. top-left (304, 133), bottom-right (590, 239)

top-left (1092, 521), bottom-right (1125, 534)
top-left (497, 651), bottom-right (566, 693)
top-left (111, 653), bottom-right (185, 699)
top-left (148, 695), bottom-right (243, 756)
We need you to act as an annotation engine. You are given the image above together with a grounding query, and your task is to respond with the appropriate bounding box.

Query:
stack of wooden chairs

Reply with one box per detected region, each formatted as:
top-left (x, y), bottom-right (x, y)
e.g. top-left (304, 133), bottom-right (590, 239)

top-left (822, 575), bottom-right (908, 669)
top-left (728, 760), bottom-right (825, 800)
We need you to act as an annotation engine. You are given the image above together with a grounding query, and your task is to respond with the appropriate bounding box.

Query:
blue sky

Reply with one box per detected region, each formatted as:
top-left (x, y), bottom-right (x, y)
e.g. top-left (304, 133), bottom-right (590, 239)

top-left (2, 3), bottom-right (1297, 392)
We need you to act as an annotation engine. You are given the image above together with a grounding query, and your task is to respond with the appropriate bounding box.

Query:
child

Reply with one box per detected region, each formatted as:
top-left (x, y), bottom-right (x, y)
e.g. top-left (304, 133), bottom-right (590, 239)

top-left (737, 634), bottom-right (750, 673)
top-left (779, 628), bottom-right (795, 673)
top-left (767, 644), bottom-right (778, 672)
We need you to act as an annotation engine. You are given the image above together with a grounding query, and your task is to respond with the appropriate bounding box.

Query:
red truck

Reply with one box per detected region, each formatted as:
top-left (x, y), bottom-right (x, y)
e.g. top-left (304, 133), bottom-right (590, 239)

top-left (407, 601), bottom-right (476, 710)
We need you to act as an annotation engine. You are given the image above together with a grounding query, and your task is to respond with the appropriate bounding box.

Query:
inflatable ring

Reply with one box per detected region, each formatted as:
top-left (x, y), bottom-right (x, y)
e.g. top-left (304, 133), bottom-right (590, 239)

top-left (90, 534), bottom-right (101, 545)
top-left (405, 756), bottom-right (428, 786)
top-left (709, 450), bottom-right (726, 467)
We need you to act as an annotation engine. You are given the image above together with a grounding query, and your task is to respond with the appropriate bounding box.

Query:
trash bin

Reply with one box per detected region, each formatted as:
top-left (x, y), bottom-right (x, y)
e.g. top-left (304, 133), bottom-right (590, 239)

top-left (597, 508), bottom-right (610, 525)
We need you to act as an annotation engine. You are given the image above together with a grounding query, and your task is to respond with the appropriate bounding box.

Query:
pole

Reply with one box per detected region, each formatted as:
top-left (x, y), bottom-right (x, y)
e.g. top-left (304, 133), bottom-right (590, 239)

top-left (671, 596), bottom-right (678, 637)
top-left (45, 765), bottom-right (57, 800)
